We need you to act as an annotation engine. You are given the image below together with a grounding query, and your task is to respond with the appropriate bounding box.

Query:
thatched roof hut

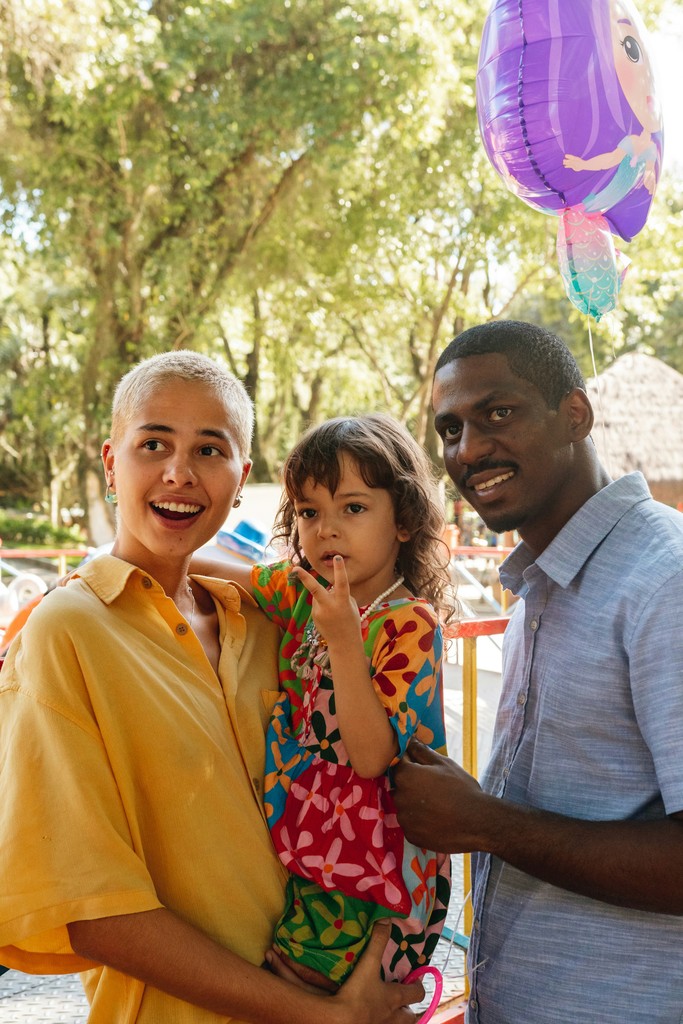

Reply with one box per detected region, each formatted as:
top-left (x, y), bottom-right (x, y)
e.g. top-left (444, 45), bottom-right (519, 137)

top-left (585, 352), bottom-right (683, 508)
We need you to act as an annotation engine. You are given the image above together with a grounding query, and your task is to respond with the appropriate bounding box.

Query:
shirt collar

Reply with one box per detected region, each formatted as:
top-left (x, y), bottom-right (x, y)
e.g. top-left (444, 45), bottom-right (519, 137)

top-left (75, 554), bottom-right (257, 612)
top-left (499, 472), bottom-right (652, 593)
top-left (75, 554), bottom-right (139, 604)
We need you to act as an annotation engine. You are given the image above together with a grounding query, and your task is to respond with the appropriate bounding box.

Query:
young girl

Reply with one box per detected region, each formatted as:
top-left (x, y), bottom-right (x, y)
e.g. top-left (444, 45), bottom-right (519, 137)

top-left (201, 414), bottom-right (453, 994)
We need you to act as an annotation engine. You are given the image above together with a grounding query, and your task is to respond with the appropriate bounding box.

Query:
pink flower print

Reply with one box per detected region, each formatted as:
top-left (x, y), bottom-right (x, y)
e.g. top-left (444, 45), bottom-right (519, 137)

top-left (301, 836), bottom-right (364, 891)
top-left (290, 771), bottom-right (330, 824)
top-left (358, 802), bottom-right (399, 848)
top-left (357, 849), bottom-right (404, 907)
top-left (277, 826), bottom-right (314, 870)
top-left (321, 783), bottom-right (363, 841)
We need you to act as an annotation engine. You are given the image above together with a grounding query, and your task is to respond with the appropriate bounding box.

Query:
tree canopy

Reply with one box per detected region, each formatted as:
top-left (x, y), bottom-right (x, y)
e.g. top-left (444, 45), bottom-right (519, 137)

top-left (0, 0), bottom-right (681, 535)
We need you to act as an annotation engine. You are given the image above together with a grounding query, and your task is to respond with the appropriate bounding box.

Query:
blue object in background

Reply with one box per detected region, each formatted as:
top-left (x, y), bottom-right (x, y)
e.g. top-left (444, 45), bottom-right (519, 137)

top-left (215, 518), bottom-right (273, 563)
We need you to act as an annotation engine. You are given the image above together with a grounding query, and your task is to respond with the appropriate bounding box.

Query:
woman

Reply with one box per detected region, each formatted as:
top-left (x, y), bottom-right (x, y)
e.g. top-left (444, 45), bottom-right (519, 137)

top-left (0, 351), bottom-right (422, 1024)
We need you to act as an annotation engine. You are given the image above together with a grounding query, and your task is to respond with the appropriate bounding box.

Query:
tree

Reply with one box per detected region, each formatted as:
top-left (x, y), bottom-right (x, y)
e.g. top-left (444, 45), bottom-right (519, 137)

top-left (0, 0), bottom-right (680, 532)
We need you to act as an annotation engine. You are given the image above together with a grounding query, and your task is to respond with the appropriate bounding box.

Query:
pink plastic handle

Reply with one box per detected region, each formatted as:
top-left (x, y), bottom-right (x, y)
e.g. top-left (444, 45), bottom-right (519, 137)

top-left (403, 965), bottom-right (444, 1024)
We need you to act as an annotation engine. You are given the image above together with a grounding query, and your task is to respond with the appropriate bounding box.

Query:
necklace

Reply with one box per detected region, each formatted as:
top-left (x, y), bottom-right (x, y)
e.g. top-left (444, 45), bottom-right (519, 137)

top-left (298, 575), bottom-right (405, 675)
top-left (186, 582), bottom-right (195, 630)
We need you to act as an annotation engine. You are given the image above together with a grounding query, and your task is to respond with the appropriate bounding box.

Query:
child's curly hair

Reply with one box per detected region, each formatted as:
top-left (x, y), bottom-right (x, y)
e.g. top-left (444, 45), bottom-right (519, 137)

top-left (273, 414), bottom-right (455, 622)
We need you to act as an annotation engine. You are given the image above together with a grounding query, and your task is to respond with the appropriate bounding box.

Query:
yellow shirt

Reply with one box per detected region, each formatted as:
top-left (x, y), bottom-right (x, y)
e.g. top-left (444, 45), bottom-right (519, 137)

top-left (0, 555), bottom-right (287, 1023)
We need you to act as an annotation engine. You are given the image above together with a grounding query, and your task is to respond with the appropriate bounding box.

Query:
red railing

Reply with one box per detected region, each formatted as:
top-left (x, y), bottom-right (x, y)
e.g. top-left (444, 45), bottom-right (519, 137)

top-left (0, 547), bottom-right (89, 578)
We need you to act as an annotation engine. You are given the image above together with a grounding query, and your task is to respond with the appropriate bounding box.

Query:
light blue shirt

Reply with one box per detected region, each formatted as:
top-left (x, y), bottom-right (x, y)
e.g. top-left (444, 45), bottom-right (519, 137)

top-left (468, 473), bottom-right (683, 1024)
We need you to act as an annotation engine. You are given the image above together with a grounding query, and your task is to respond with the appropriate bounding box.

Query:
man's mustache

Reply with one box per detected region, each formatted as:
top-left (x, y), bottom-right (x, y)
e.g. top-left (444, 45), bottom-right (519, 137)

top-left (461, 460), bottom-right (517, 488)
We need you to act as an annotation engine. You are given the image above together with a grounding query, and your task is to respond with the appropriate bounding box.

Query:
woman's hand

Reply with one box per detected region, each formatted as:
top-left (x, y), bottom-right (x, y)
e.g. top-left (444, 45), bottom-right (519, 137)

top-left (332, 922), bottom-right (423, 1024)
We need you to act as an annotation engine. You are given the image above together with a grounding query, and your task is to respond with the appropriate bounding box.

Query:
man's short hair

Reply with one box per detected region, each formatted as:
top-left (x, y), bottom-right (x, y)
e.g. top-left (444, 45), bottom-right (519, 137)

top-left (435, 320), bottom-right (585, 409)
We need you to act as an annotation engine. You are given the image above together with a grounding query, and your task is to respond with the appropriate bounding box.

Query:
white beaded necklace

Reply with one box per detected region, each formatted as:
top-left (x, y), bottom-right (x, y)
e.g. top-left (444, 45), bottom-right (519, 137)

top-left (306, 575), bottom-right (405, 673)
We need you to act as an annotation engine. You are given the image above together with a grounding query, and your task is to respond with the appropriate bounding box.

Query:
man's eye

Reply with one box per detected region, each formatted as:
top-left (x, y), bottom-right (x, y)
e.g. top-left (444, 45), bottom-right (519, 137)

top-left (490, 408), bottom-right (511, 422)
top-left (442, 425), bottom-right (462, 441)
top-left (143, 439), bottom-right (166, 452)
top-left (198, 444), bottom-right (221, 456)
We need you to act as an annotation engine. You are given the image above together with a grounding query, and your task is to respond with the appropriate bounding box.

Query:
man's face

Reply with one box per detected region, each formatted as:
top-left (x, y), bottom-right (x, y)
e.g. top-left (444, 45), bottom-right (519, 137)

top-left (432, 352), bottom-right (581, 554)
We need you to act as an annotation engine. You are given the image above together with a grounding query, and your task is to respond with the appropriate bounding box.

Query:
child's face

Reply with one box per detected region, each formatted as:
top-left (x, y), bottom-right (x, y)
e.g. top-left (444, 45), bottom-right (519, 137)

top-left (294, 456), bottom-right (409, 606)
top-left (102, 379), bottom-right (251, 572)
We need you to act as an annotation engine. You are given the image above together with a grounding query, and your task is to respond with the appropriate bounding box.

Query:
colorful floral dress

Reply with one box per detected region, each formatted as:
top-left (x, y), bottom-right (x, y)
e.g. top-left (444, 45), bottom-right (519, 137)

top-left (251, 562), bottom-right (451, 985)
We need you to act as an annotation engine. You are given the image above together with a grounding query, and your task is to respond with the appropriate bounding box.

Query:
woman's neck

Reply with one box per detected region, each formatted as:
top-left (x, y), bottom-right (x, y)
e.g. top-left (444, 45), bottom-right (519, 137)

top-left (110, 540), bottom-right (192, 605)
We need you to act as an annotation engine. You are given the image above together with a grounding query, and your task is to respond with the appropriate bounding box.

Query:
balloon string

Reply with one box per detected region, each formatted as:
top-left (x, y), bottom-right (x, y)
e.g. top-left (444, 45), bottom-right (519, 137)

top-left (586, 317), bottom-right (612, 477)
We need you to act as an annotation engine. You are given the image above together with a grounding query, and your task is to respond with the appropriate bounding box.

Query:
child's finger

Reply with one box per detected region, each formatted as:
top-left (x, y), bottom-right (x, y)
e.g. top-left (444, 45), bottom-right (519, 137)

top-left (331, 554), bottom-right (350, 596)
top-left (289, 564), bottom-right (325, 597)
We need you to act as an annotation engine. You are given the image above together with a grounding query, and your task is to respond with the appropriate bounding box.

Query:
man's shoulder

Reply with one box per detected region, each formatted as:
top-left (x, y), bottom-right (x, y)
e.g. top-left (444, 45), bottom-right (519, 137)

top-left (624, 494), bottom-right (683, 565)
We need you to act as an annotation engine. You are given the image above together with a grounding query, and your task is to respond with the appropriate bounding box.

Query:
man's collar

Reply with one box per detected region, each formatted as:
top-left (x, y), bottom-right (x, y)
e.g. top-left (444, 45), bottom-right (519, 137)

top-left (500, 473), bottom-right (651, 592)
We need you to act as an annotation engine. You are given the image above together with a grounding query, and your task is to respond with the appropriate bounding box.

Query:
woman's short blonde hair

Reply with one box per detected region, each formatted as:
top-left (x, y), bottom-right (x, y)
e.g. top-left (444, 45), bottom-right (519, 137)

top-left (110, 351), bottom-right (254, 458)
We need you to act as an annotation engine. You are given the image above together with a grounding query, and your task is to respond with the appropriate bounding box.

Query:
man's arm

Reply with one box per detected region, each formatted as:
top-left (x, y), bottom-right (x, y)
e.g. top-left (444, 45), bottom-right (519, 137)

top-left (68, 910), bottom-right (421, 1024)
top-left (393, 741), bottom-right (683, 914)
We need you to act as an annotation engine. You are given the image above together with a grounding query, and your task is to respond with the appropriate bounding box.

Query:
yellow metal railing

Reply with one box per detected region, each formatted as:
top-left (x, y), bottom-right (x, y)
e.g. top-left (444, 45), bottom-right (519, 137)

top-left (442, 616), bottom-right (509, 992)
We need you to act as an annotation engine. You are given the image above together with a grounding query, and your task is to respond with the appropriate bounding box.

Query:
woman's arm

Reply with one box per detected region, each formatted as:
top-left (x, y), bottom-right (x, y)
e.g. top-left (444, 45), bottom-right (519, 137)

top-left (68, 910), bottom-right (421, 1024)
top-left (189, 551), bottom-right (254, 591)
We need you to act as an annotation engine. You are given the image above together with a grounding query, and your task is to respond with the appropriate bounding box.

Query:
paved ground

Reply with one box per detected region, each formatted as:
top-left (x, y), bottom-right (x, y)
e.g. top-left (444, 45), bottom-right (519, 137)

top-left (0, 972), bottom-right (89, 1023)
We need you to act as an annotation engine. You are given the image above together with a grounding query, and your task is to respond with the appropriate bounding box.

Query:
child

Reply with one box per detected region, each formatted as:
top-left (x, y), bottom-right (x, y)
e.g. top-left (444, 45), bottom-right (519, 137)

top-left (200, 414), bottom-right (453, 992)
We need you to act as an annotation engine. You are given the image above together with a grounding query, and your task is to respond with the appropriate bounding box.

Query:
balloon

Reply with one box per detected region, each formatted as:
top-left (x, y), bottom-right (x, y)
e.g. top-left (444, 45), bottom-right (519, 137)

top-left (556, 207), bottom-right (630, 319)
top-left (476, 0), bottom-right (664, 318)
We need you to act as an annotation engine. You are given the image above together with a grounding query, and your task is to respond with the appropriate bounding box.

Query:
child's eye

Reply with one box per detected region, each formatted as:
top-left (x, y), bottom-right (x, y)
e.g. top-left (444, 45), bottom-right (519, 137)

top-left (346, 503), bottom-right (366, 514)
top-left (298, 508), bottom-right (317, 520)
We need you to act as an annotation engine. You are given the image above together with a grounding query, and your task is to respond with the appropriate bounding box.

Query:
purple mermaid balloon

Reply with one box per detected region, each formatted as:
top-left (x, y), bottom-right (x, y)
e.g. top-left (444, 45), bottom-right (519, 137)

top-left (476, 0), bottom-right (664, 317)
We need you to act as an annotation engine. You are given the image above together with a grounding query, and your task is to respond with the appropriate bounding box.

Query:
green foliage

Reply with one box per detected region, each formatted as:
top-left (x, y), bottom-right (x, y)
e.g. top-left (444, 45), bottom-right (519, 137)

top-left (0, 0), bottom-right (681, 529)
top-left (0, 511), bottom-right (84, 547)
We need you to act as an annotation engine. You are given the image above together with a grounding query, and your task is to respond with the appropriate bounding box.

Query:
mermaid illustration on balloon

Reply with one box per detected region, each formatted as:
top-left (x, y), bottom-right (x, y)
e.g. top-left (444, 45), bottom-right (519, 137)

top-left (563, 0), bottom-right (662, 223)
top-left (476, 0), bottom-right (664, 319)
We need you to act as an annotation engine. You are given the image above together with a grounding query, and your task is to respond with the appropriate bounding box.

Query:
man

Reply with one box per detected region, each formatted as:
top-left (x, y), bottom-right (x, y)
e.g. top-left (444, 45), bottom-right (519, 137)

top-left (393, 321), bottom-right (683, 1024)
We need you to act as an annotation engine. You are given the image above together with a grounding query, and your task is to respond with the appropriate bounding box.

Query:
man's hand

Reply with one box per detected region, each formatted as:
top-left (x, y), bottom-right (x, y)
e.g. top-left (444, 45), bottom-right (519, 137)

top-left (393, 739), bottom-right (491, 853)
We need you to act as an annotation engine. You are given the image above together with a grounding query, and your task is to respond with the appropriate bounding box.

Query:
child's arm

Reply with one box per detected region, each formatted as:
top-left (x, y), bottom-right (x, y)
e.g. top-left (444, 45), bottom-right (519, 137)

top-left (189, 551), bottom-right (254, 592)
top-left (292, 556), bottom-right (398, 779)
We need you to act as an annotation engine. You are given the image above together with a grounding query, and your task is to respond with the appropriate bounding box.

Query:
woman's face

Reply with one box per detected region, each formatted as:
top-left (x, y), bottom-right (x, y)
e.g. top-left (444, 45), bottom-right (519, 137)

top-left (610, 0), bottom-right (661, 132)
top-left (102, 379), bottom-right (251, 573)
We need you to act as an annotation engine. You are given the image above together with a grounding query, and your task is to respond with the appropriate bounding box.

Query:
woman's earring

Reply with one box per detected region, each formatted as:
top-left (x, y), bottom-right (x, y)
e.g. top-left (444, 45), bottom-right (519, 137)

top-left (233, 492), bottom-right (242, 508)
top-left (105, 484), bottom-right (118, 505)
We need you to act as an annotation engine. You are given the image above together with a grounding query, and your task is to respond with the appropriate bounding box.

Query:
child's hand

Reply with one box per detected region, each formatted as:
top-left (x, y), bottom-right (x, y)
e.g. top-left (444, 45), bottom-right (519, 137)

top-left (290, 556), bottom-right (361, 647)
